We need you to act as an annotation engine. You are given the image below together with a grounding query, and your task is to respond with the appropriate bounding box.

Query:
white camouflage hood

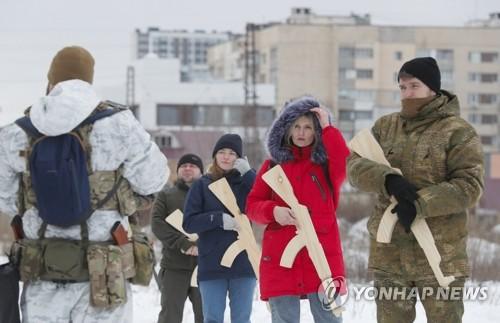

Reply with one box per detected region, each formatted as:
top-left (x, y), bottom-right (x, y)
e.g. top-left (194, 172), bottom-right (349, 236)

top-left (30, 79), bottom-right (100, 136)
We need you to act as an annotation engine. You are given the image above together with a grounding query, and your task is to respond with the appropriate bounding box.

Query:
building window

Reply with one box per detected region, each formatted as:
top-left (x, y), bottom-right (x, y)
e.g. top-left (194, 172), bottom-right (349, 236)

top-left (355, 48), bottom-right (373, 59)
top-left (193, 106), bottom-right (205, 125)
top-left (157, 105), bottom-right (180, 125)
top-left (356, 69), bottom-right (373, 79)
top-left (338, 110), bottom-right (372, 121)
top-left (481, 114), bottom-right (498, 124)
top-left (394, 51), bottom-right (403, 61)
top-left (224, 107), bottom-right (242, 125)
top-left (155, 136), bottom-right (172, 149)
top-left (468, 93), bottom-right (498, 105)
top-left (339, 47), bottom-right (354, 58)
top-left (468, 114), bottom-right (478, 123)
top-left (355, 110), bottom-right (373, 120)
top-left (481, 136), bottom-right (494, 145)
top-left (469, 51), bottom-right (499, 63)
top-left (339, 110), bottom-right (354, 121)
top-left (441, 70), bottom-right (454, 83)
top-left (204, 106), bottom-right (224, 126)
top-left (481, 52), bottom-right (499, 62)
top-left (256, 107), bottom-right (274, 126)
top-left (416, 48), bottom-right (454, 62)
top-left (339, 47), bottom-right (373, 59)
top-left (270, 47), bottom-right (278, 84)
top-left (436, 49), bottom-right (454, 61)
top-left (339, 68), bottom-right (357, 80)
top-left (469, 72), bottom-right (498, 83)
top-left (338, 89), bottom-right (375, 101)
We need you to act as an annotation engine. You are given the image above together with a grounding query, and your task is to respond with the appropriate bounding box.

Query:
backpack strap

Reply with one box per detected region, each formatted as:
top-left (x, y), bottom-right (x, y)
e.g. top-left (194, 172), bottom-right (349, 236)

top-left (15, 117), bottom-right (44, 139)
top-left (78, 104), bottom-right (126, 128)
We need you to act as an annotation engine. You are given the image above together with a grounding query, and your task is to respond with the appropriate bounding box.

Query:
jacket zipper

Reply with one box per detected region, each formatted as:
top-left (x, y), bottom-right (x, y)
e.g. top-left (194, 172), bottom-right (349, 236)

top-left (310, 173), bottom-right (326, 201)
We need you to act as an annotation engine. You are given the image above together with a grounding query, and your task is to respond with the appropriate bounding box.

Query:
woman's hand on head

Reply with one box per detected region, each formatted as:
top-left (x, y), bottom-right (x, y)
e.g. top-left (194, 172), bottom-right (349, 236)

top-left (310, 107), bottom-right (330, 129)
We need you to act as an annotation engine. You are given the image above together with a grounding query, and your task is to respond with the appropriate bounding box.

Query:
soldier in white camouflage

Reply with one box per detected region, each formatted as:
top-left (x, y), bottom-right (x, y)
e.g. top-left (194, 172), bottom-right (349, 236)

top-left (0, 46), bottom-right (168, 322)
top-left (347, 57), bottom-right (484, 323)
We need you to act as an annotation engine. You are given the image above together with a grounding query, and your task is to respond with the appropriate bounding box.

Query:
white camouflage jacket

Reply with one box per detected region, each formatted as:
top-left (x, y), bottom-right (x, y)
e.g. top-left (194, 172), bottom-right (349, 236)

top-left (0, 79), bottom-right (169, 241)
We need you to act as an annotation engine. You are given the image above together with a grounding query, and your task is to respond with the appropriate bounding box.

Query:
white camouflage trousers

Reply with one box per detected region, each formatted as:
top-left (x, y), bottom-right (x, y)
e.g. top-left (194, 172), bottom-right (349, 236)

top-left (20, 281), bottom-right (133, 323)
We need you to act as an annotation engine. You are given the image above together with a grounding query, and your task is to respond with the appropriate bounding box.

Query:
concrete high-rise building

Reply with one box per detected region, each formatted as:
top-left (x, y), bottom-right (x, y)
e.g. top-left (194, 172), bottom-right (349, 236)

top-left (208, 8), bottom-right (500, 153)
top-left (133, 27), bottom-right (237, 82)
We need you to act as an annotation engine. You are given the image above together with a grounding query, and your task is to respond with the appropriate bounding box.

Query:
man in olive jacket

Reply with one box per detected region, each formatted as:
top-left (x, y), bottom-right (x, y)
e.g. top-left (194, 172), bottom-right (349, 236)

top-left (347, 57), bottom-right (484, 323)
top-left (152, 154), bottom-right (204, 323)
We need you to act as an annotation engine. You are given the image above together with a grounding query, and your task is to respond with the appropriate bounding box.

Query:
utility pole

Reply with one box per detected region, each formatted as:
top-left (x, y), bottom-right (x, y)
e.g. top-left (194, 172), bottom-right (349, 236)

top-left (243, 22), bottom-right (264, 166)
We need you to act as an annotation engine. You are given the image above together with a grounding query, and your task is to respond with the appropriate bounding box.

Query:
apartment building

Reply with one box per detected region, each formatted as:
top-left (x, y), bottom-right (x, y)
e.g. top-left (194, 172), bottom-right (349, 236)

top-left (133, 27), bottom-right (236, 81)
top-left (208, 8), bottom-right (500, 152)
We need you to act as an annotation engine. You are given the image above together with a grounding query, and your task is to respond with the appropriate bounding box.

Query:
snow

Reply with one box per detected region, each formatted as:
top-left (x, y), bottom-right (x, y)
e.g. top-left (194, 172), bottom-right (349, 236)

top-left (131, 277), bottom-right (500, 322)
top-left (2, 256), bottom-right (500, 322)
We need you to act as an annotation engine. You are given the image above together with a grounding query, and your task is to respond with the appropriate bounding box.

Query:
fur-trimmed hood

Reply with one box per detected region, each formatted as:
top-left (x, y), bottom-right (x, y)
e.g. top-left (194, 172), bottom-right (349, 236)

top-left (266, 96), bottom-right (332, 164)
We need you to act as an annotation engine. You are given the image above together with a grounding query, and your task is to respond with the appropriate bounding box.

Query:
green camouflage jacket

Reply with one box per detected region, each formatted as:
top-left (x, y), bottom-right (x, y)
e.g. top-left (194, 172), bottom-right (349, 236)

top-left (347, 90), bottom-right (484, 279)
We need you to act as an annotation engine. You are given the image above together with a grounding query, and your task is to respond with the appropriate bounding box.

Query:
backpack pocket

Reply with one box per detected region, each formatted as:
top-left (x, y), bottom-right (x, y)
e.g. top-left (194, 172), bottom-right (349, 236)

top-left (87, 245), bottom-right (109, 307)
top-left (130, 232), bottom-right (155, 286)
top-left (106, 245), bottom-right (127, 306)
top-left (19, 239), bottom-right (43, 282)
top-left (42, 239), bottom-right (88, 281)
top-left (87, 244), bottom-right (128, 308)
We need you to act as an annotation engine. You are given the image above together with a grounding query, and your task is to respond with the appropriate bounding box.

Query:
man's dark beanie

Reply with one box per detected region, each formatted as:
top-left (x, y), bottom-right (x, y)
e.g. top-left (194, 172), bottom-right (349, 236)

top-left (177, 153), bottom-right (204, 173)
top-left (398, 57), bottom-right (441, 93)
top-left (212, 134), bottom-right (242, 158)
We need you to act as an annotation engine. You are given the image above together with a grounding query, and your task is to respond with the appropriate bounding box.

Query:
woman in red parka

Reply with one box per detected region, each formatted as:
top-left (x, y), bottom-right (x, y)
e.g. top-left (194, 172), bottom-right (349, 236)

top-left (246, 96), bottom-right (349, 323)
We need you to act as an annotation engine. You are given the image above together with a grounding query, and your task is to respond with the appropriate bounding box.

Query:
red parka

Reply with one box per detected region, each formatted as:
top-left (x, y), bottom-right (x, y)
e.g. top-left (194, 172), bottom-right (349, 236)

top-left (246, 126), bottom-right (349, 300)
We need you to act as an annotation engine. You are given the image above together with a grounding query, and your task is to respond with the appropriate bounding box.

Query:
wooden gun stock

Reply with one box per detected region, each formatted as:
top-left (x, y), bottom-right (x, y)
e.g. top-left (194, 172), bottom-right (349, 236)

top-left (208, 178), bottom-right (261, 280)
top-left (348, 128), bottom-right (455, 287)
top-left (262, 165), bottom-right (343, 316)
top-left (165, 209), bottom-right (198, 242)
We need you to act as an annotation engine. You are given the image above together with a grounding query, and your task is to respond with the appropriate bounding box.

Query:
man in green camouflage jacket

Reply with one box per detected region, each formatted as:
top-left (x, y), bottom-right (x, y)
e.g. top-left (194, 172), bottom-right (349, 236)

top-left (152, 153), bottom-right (204, 323)
top-left (347, 57), bottom-right (484, 323)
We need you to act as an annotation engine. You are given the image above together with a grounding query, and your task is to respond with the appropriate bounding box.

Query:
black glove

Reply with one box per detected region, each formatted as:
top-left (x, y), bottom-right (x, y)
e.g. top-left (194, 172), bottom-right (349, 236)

top-left (384, 174), bottom-right (419, 203)
top-left (391, 200), bottom-right (417, 233)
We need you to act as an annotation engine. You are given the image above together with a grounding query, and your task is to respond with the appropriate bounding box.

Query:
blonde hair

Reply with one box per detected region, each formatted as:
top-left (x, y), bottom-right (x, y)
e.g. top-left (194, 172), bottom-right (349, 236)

top-left (285, 113), bottom-right (319, 149)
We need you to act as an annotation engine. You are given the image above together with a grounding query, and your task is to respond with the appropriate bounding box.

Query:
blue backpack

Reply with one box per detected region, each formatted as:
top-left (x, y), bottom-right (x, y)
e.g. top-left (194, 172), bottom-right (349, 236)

top-left (15, 107), bottom-right (123, 227)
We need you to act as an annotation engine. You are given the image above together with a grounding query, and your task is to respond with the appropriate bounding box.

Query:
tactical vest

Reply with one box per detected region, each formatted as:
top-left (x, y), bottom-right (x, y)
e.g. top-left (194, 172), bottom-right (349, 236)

top-left (16, 101), bottom-right (142, 217)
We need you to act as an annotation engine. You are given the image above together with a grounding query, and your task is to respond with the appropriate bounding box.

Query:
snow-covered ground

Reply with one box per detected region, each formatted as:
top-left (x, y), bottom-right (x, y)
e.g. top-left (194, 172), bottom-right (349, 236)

top-left (131, 277), bottom-right (500, 322)
top-left (2, 257), bottom-right (500, 322)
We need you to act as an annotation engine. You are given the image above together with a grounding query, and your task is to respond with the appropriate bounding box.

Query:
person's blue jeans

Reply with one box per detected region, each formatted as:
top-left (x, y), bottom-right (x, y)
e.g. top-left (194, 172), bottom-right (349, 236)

top-left (269, 293), bottom-right (343, 323)
top-left (198, 277), bottom-right (256, 323)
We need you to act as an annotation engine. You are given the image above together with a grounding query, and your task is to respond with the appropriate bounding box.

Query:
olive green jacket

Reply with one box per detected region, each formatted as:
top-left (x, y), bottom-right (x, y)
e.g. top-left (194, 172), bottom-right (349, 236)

top-left (347, 91), bottom-right (484, 279)
top-left (151, 180), bottom-right (197, 271)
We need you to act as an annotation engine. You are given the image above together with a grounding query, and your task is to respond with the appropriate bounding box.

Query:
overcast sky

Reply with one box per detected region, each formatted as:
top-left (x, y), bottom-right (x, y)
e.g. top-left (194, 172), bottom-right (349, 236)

top-left (0, 0), bottom-right (499, 125)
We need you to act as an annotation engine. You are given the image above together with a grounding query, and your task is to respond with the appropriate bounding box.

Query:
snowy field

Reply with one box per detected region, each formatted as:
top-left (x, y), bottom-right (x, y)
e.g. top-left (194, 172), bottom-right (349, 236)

top-left (1, 255), bottom-right (500, 322)
top-left (131, 278), bottom-right (500, 323)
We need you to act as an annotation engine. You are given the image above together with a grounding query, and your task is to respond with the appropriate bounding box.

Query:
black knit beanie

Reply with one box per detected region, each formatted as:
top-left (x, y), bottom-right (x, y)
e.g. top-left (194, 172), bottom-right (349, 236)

top-left (398, 57), bottom-right (441, 93)
top-left (212, 134), bottom-right (242, 158)
top-left (177, 153), bottom-right (204, 173)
